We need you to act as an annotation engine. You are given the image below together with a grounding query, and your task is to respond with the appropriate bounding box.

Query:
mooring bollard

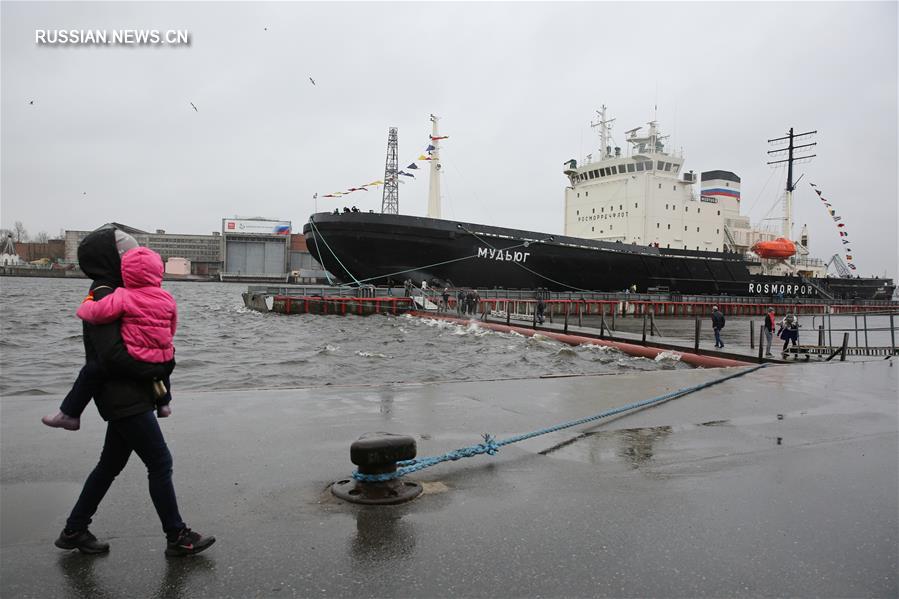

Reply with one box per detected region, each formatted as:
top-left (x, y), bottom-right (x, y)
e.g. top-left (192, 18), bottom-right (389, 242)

top-left (758, 325), bottom-right (765, 360)
top-left (641, 312), bottom-right (647, 345)
top-left (818, 325), bottom-right (825, 346)
top-left (750, 320), bottom-right (755, 349)
top-left (331, 432), bottom-right (423, 505)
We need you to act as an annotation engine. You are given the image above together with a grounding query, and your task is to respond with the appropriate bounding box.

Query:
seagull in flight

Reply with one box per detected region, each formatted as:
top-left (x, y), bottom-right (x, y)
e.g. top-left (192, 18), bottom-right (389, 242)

top-left (28, 100), bottom-right (34, 105)
top-left (309, 77), bottom-right (316, 86)
top-left (190, 102), bottom-right (198, 112)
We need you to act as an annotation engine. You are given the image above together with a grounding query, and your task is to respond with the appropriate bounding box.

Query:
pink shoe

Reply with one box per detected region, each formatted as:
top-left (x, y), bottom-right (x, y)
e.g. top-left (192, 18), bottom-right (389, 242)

top-left (157, 405), bottom-right (172, 418)
top-left (41, 411), bottom-right (80, 431)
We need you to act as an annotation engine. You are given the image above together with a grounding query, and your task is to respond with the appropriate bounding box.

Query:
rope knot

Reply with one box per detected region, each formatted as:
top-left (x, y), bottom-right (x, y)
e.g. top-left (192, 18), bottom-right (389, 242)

top-left (479, 433), bottom-right (499, 456)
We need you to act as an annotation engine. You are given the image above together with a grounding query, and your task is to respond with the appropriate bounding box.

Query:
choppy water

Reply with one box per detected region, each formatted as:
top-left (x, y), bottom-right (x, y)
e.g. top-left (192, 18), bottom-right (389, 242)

top-left (0, 278), bottom-right (689, 398)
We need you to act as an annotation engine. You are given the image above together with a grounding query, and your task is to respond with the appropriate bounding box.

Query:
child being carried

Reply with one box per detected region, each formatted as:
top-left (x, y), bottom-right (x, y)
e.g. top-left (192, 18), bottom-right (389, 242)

top-left (42, 247), bottom-right (177, 430)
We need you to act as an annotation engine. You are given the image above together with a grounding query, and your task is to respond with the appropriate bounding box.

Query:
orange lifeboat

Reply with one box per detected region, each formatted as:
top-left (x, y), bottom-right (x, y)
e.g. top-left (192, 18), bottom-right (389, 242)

top-left (752, 237), bottom-right (796, 259)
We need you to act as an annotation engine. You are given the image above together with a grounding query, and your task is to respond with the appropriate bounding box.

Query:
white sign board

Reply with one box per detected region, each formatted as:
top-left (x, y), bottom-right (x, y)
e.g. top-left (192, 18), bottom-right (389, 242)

top-left (222, 219), bottom-right (291, 235)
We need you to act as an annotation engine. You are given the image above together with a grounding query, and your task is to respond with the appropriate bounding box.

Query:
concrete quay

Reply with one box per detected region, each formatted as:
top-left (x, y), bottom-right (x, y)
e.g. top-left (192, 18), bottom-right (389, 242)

top-left (1, 360), bottom-right (896, 597)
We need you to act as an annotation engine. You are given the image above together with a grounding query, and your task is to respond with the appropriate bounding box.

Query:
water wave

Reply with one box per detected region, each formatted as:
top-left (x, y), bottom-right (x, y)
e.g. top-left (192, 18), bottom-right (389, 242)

top-left (0, 278), bottom-right (692, 398)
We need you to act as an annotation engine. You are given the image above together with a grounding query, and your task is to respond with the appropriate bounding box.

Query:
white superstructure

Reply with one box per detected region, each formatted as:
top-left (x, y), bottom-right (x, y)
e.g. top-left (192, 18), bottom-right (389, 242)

top-left (564, 109), bottom-right (724, 252)
top-left (562, 107), bottom-right (827, 278)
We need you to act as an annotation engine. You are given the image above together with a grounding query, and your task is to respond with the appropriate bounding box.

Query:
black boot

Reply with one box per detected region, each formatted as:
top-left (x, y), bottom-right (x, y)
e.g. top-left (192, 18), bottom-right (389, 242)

top-left (165, 527), bottom-right (216, 557)
top-left (54, 529), bottom-right (110, 554)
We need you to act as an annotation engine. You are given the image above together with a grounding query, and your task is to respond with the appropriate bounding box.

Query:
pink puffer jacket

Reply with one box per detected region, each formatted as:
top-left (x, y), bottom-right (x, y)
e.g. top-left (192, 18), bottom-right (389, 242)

top-left (77, 247), bottom-right (177, 363)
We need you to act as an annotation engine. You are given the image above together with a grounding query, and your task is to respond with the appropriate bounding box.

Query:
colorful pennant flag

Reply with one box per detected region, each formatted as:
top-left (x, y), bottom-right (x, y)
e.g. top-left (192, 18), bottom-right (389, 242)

top-left (430, 135), bottom-right (449, 141)
top-left (811, 181), bottom-right (858, 271)
top-left (426, 144), bottom-right (435, 152)
top-left (406, 163), bottom-right (419, 169)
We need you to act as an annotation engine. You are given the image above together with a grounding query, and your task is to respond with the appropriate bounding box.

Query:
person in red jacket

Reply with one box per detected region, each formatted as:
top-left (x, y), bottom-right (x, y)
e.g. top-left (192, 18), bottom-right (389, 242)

top-left (763, 307), bottom-right (777, 356)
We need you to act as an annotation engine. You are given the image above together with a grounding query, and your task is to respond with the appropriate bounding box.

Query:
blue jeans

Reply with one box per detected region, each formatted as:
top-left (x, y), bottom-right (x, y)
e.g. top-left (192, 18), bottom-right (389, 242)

top-left (65, 410), bottom-right (185, 534)
top-left (713, 328), bottom-right (723, 347)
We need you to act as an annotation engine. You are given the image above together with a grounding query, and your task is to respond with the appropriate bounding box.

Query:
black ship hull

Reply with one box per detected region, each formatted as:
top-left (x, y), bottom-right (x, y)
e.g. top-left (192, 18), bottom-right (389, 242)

top-left (303, 212), bottom-right (895, 300)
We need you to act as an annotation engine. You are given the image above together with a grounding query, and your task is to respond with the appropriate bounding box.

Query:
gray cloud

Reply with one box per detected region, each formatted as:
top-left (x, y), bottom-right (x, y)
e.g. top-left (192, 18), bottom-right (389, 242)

top-left (2, 1), bottom-right (896, 278)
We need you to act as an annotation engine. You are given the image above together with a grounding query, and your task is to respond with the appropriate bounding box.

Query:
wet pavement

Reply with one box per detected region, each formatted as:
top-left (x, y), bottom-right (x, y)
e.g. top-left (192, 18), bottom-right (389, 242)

top-left (1, 360), bottom-right (897, 597)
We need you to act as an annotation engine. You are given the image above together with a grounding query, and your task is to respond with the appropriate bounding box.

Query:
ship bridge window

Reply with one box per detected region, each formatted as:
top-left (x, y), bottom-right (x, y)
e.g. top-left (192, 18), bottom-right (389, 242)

top-left (665, 203), bottom-right (669, 209)
top-left (657, 223), bottom-right (660, 228)
top-left (667, 224), bottom-right (671, 230)
top-left (588, 171), bottom-right (595, 179)
top-left (627, 163), bottom-right (635, 173)
top-left (673, 185), bottom-right (676, 191)
top-left (658, 184), bottom-right (662, 189)
top-left (716, 228), bottom-right (720, 234)
top-left (593, 169), bottom-right (599, 178)
top-left (576, 210), bottom-right (579, 215)
top-left (635, 162), bottom-right (644, 172)
top-left (717, 210), bottom-right (720, 215)
top-left (634, 202), bottom-right (638, 208)
top-left (697, 227), bottom-right (700, 232)
top-left (685, 226), bottom-right (688, 231)
top-left (664, 162), bottom-right (672, 171)
top-left (657, 161), bottom-right (664, 170)
top-left (643, 161), bottom-right (653, 170)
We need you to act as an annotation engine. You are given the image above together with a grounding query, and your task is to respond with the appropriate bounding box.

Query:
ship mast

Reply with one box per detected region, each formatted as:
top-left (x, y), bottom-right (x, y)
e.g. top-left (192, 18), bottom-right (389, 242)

top-left (767, 127), bottom-right (816, 240)
top-left (590, 105), bottom-right (615, 160)
top-left (427, 114), bottom-right (441, 218)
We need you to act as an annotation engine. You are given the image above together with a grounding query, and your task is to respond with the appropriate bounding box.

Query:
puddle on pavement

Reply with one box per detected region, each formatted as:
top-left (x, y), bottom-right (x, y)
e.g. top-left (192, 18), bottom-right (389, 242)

top-left (542, 425), bottom-right (673, 468)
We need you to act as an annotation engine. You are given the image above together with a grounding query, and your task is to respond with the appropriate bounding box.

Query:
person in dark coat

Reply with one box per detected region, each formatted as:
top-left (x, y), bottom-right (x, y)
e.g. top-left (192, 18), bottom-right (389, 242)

top-left (711, 305), bottom-right (725, 348)
top-left (54, 226), bottom-right (214, 557)
top-left (536, 297), bottom-right (546, 325)
top-left (456, 289), bottom-right (465, 316)
top-left (779, 313), bottom-right (800, 354)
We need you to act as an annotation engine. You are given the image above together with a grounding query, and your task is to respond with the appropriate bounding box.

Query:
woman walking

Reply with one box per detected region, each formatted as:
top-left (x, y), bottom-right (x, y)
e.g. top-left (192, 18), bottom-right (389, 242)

top-left (54, 226), bottom-right (214, 557)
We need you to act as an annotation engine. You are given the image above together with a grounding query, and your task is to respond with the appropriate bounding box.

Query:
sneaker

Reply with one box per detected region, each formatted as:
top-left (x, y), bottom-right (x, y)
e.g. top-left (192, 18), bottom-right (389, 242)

top-left (41, 411), bottom-right (80, 431)
top-left (157, 404), bottom-right (172, 418)
top-left (54, 529), bottom-right (109, 554)
top-left (165, 528), bottom-right (215, 557)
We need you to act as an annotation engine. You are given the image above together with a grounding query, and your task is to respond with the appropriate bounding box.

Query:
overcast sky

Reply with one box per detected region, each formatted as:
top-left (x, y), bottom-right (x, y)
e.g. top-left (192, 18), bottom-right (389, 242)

top-left (2, 1), bottom-right (896, 278)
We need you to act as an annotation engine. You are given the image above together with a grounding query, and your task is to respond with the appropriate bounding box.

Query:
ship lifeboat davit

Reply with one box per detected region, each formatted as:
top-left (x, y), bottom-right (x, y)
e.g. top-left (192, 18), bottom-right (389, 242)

top-left (752, 237), bottom-right (796, 259)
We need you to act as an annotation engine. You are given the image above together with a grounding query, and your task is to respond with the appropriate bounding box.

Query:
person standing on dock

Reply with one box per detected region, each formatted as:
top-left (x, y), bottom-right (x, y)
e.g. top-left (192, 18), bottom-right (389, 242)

top-left (711, 306), bottom-right (726, 348)
top-left (441, 288), bottom-right (450, 313)
top-left (536, 297), bottom-right (546, 325)
top-left (763, 307), bottom-right (777, 356)
top-left (779, 313), bottom-right (800, 354)
top-left (456, 289), bottom-right (465, 316)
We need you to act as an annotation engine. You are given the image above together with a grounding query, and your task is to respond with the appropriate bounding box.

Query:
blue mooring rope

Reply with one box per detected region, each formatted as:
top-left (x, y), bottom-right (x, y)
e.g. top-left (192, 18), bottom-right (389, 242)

top-left (352, 364), bottom-right (768, 482)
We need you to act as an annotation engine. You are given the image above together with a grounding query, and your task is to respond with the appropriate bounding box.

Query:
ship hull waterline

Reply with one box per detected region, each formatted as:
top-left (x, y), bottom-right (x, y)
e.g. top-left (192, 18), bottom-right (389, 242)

top-left (303, 212), bottom-right (894, 300)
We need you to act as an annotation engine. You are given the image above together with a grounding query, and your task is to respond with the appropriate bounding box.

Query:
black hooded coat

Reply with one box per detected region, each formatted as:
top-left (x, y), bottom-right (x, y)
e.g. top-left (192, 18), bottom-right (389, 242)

top-left (77, 227), bottom-right (173, 421)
